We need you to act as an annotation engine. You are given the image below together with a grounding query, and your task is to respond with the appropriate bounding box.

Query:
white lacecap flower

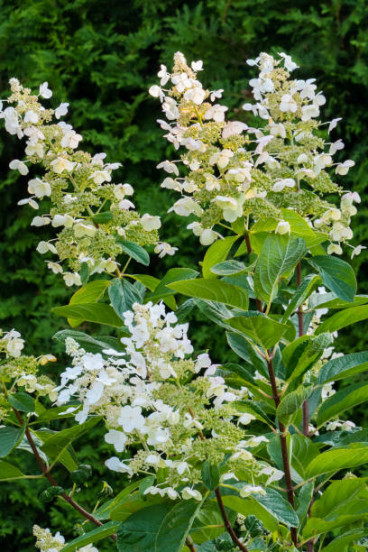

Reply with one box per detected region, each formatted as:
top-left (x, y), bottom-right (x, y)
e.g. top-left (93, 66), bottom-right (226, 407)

top-left (9, 159), bottom-right (29, 175)
top-left (39, 82), bottom-right (52, 99)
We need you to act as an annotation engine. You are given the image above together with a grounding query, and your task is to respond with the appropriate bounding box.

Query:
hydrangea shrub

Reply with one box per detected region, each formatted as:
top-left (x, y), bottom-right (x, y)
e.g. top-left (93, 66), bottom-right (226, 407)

top-left (1, 51), bottom-right (368, 552)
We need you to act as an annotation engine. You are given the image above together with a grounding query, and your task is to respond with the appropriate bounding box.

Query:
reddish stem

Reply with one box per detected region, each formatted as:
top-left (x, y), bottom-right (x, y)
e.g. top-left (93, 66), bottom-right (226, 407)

top-left (266, 357), bottom-right (298, 546)
top-left (12, 408), bottom-right (116, 540)
top-left (296, 262), bottom-right (309, 438)
top-left (215, 488), bottom-right (249, 552)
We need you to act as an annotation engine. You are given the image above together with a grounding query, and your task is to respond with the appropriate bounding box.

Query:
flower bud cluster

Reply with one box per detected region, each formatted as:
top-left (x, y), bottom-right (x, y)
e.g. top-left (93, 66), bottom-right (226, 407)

top-left (152, 52), bottom-right (361, 256)
top-left (0, 79), bottom-right (169, 286)
top-left (33, 525), bottom-right (98, 552)
top-left (0, 328), bottom-right (57, 420)
top-left (56, 302), bottom-right (267, 500)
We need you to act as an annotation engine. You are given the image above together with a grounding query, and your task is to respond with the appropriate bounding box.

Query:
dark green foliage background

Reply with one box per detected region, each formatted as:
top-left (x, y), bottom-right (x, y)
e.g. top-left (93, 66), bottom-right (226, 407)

top-left (0, 0), bottom-right (367, 549)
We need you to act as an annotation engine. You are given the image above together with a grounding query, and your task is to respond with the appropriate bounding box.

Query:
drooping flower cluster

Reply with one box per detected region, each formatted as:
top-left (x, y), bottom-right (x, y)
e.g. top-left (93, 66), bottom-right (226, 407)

top-left (55, 302), bottom-right (279, 500)
top-left (0, 79), bottom-right (172, 286)
top-left (0, 328), bottom-right (57, 421)
top-left (33, 525), bottom-right (98, 552)
top-left (151, 52), bottom-right (362, 256)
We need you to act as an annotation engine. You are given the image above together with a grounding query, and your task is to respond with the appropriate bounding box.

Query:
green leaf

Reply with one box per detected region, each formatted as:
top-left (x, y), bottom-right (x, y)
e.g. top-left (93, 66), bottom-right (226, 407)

top-left (277, 386), bottom-right (312, 424)
top-left (321, 529), bottom-right (367, 552)
top-left (281, 274), bottom-right (321, 323)
top-left (289, 435), bottom-right (320, 481)
top-left (281, 209), bottom-right (328, 251)
top-left (129, 274), bottom-right (160, 291)
top-left (226, 333), bottom-right (267, 375)
top-left (41, 417), bottom-right (101, 468)
top-left (0, 460), bottom-right (24, 480)
top-left (255, 488), bottom-right (299, 528)
top-left (53, 303), bottom-right (124, 328)
top-left (0, 426), bottom-right (25, 458)
top-left (306, 444), bottom-right (368, 477)
top-left (284, 333), bottom-right (332, 382)
top-left (227, 315), bottom-right (289, 350)
top-left (68, 279), bottom-right (111, 326)
top-left (222, 488), bottom-right (299, 529)
top-left (318, 352), bottom-right (368, 384)
top-left (308, 256), bottom-right (357, 302)
top-left (108, 278), bottom-right (142, 317)
top-left (195, 300), bottom-right (233, 329)
top-left (316, 306), bottom-right (368, 335)
top-left (54, 330), bottom-right (122, 354)
top-left (296, 482), bottom-right (314, 526)
top-left (92, 211), bottom-right (114, 224)
top-left (33, 405), bottom-right (80, 424)
top-left (202, 236), bottom-right (240, 279)
top-left (201, 460), bottom-right (220, 490)
top-left (167, 279), bottom-right (249, 311)
top-left (221, 495), bottom-right (278, 533)
top-left (190, 501), bottom-right (227, 544)
top-left (146, 268), bottom-right (198, 305)
top-left (117, 240), bottom-right (150, 266)
top-left (70, 280), bottom-right (111, 305)
top-left (94, 479), bottom-right (150, 521)
top-left (210, 260), bottom-right (247, 276)
top-left (8, 392), bottom-right (35, 413)
top-left (317, 382), bottom-right (368, 425)
top-left (303, 479), bottom-right (368, 539)
top-left (157, 499), bottom-right (205, 551)
top-left (254, 234), bottom-right (306, 303)
top-left (60, 521), bottom-right (120, 552)
top-left (117, 499), bottom-right (204, 552)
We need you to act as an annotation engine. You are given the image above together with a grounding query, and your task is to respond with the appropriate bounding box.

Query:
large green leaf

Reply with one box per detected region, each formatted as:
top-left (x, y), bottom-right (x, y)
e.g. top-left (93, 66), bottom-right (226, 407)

top-left (227, 315), bottom-right (289, 350)
top-left (0, 460), bottom-right (25, 480)
top-left (69, 280), bottom-right (111, 305)
top-left (60, 521), bottom-right (120, 552)
top-left (146, 268), bottom-right (198, 304)
top-left (307, 256), bottom-right (357, 302)
top-left (167, 279), bottom-right (249, 311)
top-left (223, 487), bottom-right (298, 529)
top-left (202, 236), bottom-right (240, 279)
top-left (303, 479), bottom-right (368, 539)
top-left (117, 499), bottom-right (204, 552)
top-left (53, 303), bottom-right (124, 328)
top-left (108, 277), bottom-right (142, 317)
top-left (8, 392), bottom-right (35, 413)
top-left (0, 427), bottom-right (25, 458)
top-left (306, 444), bottom-right (368, 477)
top-left (221, 495), bottom-right (278, 533)
top-left (281, 274), bottom-right (321, 323)
top-left (318, 352), bottom-right (368, 384)
top-left (40, 417), bottom-right (101, 469)
top-left (316, 305), bottom-right (368, 335)
top-left (210, 260), bottom-right (247, 276)
top-left (321, 529), bottom-right (367, 552)
top-left (283, 333), bottom-right (332, 382)
top-left (254, 234), bottom-right (306, 303)
top-left (317, 382), bottom-right (368, 425)
top-left (68, 280), bottom-right (111, 326)
top-left (117, 240), bottom-right (150, 266)
top-left (277, 386), bottom-right (312, 425)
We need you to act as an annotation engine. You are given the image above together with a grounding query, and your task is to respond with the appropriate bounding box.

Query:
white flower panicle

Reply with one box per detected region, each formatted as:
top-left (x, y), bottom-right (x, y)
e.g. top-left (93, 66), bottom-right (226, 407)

top-left (0, 78), bottom-right (166, 286)
top-left (243, 52), bottom-right (360, 255)
top-left (56, 301), bottom-right (267, 499)
top-left (151, 51), bottom-right (260, 246)
top-left (151, 52), bottom-right (361, 256)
